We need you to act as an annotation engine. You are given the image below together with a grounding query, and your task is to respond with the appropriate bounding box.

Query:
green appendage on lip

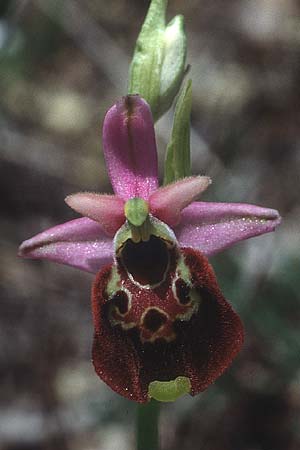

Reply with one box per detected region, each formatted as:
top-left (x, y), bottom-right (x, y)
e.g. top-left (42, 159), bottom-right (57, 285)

top-left (148, 376), bottom-right (191, 402)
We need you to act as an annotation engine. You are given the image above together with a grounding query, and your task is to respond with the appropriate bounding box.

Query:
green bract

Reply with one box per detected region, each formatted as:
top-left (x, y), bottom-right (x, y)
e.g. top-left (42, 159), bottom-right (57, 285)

top-left (164, 79), bottom-right (192, 184)
top-left (128, 0), bottom-right (186, 121)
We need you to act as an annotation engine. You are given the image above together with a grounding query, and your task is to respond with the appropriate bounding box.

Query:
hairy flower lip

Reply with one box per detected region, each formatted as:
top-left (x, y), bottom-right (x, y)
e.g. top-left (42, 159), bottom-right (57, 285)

top-left (92, 247), bottom-right (244, 403)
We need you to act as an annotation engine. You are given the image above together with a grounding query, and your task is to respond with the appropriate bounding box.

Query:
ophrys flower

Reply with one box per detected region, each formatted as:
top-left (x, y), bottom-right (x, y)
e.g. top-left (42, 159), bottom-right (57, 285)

top-left (19, 95), bottom-right (281, 402)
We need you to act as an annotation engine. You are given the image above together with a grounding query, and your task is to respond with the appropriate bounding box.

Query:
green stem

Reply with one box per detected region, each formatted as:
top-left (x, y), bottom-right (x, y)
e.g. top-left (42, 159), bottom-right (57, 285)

top-left (136, 400), bottom-right (160, 450)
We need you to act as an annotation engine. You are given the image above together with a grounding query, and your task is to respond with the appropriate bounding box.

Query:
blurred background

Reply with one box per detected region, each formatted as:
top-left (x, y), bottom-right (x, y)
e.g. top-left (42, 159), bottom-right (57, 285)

top-left (1, 0), bottom-right (300, 449)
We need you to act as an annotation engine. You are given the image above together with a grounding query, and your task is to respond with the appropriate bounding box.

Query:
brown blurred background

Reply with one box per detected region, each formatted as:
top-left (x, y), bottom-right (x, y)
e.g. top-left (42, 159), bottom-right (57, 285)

top-left (1, 0), bottom-right (300, 449)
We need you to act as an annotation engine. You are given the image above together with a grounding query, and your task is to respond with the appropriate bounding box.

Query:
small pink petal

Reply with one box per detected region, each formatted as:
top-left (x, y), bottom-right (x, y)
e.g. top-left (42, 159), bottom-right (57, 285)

top-left (102, 95), bottom-right (159, 201)
top-left (175, 202), bottom-right (281, 256)
top-left (18, 218), bottom-right (113, 273)
top-left (65, 193), bottom-right (125, 236)
top-left (149, 176), bottom-right (211, 226)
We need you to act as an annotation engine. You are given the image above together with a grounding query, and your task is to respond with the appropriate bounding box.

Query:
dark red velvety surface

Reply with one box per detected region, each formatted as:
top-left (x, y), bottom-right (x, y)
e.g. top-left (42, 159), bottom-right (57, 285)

top-left (91, 248), bottom-right (244, 403)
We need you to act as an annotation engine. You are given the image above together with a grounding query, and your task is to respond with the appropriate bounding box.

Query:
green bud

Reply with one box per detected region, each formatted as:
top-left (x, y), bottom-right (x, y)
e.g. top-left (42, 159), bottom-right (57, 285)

top-left (159, 16), bottom-right (186, 115)
top-left (164, 79), bottom-right (192, 185)
top-left (148, 376), bottom-right (191, 402)
top-left (128, 0), bottom-right (186, 121)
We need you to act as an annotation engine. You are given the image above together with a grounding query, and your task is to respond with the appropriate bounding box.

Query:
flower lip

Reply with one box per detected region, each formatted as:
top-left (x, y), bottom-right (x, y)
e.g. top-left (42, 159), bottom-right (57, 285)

top-left (92, 247), bottom-right (244, 403)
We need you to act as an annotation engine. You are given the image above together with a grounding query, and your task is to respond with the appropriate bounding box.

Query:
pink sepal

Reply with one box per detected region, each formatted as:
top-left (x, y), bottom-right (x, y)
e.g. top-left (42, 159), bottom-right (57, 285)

top-left (18, 218), bottom-right (114, 273)
top-left (175, 201), bottom-right (281, 256)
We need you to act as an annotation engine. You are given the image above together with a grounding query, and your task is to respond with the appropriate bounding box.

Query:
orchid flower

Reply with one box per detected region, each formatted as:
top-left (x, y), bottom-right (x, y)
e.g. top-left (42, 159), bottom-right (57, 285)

top-left (19, 95), bottom-right (281, 403)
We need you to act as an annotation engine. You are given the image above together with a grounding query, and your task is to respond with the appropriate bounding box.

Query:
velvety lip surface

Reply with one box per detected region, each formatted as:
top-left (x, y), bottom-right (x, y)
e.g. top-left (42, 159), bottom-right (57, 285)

top-left (91, 248), bottom-right (244, 402)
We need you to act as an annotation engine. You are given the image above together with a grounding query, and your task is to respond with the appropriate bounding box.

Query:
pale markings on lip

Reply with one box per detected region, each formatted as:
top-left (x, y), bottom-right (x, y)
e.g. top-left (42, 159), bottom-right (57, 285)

top-left (107, 286), bottom-right (137, 330)
top-left (171, 253), bottom-right (203, 322)
top-left (141, 332), bottom-right (176, 344)
top-left (172, 276), bottom-right (201, 322)
top-left (106, 244), bottom-right (203, 340)
top-left (140, 307), bottom-right (176, 343)
top-left (174, 278), bottom-right (191, 305)
top-left (171, 253), bottom-right (199, 320)
top-left (106, 265), bottom-right (122, 297)
top-left (142, 307), bottom-right (168, 331)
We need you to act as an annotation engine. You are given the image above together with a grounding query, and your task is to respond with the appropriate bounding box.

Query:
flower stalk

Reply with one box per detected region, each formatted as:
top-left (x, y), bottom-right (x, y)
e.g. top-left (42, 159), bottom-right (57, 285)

top-left (137, 401), bottom-right (160, 450)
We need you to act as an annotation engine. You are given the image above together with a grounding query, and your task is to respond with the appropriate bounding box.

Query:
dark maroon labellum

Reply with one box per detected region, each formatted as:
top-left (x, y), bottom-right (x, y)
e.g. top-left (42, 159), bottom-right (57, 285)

top-left (91, 245), bottom-right (244, 403)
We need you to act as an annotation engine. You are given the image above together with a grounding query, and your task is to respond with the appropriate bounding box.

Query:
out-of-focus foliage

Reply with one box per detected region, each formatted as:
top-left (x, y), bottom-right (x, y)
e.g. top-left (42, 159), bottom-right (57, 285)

top-left (1, 1), bottom-right (300, 449)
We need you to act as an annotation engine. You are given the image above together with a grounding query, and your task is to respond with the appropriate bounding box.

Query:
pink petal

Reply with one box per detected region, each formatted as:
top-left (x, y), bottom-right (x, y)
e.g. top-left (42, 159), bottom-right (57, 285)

top-left (102, 95), bottom-right (159, 201)
top-left (149, 176), bottom-right (211, 226)
top-left (65, 193), bottom-right (125, 236)
top-left (18, 218), bottom-right (113, 273)
top-left (175, 202), bottom-right (281, 256)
